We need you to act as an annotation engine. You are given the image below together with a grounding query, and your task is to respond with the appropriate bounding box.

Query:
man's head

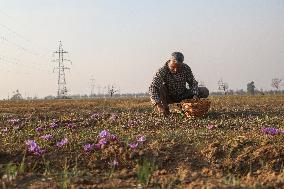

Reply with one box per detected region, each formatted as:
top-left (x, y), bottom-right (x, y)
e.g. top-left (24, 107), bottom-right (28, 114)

top-left (168, 52), bottom-right (184, 74)
top-left (171, 52), bottom-right (184, 63)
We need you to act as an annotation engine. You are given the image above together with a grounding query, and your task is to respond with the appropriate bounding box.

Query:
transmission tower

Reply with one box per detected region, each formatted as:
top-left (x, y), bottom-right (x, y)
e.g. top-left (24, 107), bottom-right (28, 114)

top-left (53, 41), bottom-right (72, 98)
top-left (90, 76), bottom-right (96, 97)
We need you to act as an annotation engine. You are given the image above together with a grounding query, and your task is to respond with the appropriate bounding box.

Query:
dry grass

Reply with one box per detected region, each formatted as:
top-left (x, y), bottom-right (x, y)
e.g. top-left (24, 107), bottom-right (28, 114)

top-left (0, 95), bottom-right (284, 188)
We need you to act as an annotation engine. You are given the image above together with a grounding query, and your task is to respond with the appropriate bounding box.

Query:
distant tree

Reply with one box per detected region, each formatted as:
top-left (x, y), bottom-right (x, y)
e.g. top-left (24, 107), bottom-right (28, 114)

top-left (271, 78), bottom-right (282, 92)
top-left (247, 81), bottom-right (256, 95)
top-left (234, 89), bottom-right (245, 95)
top-left (81, 94), bottom-right (88, 99)
top-left (11, 90), bottom-right (23, 100)
top-left (44, 95), bottom-right (56, 100)
top-left (108, 85), bottom-right (118, 97)
top-left (258, 88), bottom-right (265, 95)
top-left (89, 93), bottom-right (96, 98)
top-left (218, 79), bottom-right (229, 95)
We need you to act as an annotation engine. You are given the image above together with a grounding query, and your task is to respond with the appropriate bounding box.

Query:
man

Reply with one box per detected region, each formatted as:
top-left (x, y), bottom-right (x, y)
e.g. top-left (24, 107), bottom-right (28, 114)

top-left (149, 52), bottom-right (209, 116)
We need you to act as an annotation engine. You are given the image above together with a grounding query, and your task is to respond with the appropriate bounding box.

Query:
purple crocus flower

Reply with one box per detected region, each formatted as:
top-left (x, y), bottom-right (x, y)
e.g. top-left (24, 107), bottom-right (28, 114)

top-left (25, 140), bottom-right (44, 155)
top-left (35, 127), bottom-right (45, 132)
top-left (94, 138), bottom-right (108, 150)
top-left (110, 134), bottom-right (118, 141)
top-left (98, 138), bottom-right (108, 145)
top-left (66, 123), bottom-right (76, 129)
top-left (113, 159), bottom-right (119, 166)
top-left (50, 122), bottom-right (58, 129)
top-left (83, 143), bottom-right (94, 152)
top-left (109, 159), bottom-right (119, 167)
top-left (128, 120), bottom-right (138, 127)
top-left (128, 142), bottom-right (139, 149)
top-left (137, 136), bottom-right (146, 143)
top-left (109, 114), bottom-right (119, 122)
top-left (207, 124), bottom-right (217, 130)
top-left (99, 130), bottom-right (110, 138)
top-left (2, 127), bottom-right (8, 132)
top-left (7, 118), bottom-right (20, 125)
top-left (94, 143), bottom-right (102, 149)
top-left (91, 113), bottom-right (101, 120)
top-left (40, 134), bottom-right (53, 141)
top-left (56, 138), bottom-right (68, 147)
top-left (261, 127), bottom-right (280, 135)
top-left (26, 140), bottom-right (38, 151)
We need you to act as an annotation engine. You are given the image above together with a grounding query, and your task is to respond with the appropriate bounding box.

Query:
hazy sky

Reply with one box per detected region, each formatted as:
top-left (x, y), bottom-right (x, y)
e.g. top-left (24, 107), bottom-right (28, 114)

top-left (0, 0), bottom-right (283, 99)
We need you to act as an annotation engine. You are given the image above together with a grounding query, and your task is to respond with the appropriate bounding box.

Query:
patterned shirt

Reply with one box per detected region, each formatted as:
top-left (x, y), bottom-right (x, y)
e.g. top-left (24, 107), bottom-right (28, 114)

top-left (149, 61), bottom-right (199, 105)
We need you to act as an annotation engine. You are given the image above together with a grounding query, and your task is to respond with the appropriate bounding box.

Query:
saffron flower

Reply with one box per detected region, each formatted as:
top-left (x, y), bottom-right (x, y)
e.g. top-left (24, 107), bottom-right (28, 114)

top-left (99, 130), bottom-right (110, 138)
top-left (66, 122), bottom-right (76, 129)
top-left (128, 120), bottom-right (139, 127)
top-left (83, 143), bottom-right (94, 152)
top-left (109, 114), bottom-right (119, 122)
top-left (113, 159), bottom-right (119, 167)
top-left (26, 140), bottom-right (37, 151)
top-left (91, 113), bottom-right (101, 120)
top-left (35, 127), bottom-right (45, 132)
top-left (50, 122), bottom-right (58, 129)
top-left (94, 143), bottom-right (102, 149)
top-left (7, 118), bottom-right (20, 125)
top-left (56, 138), bottom-right (68, 147)
top-left (137, 136), bottom-right (146, 143)
top-left (128, 142), bottom-right (139, 149)
top-left (207, 124), bottom-right (217, 130)
top-left (110, 134), bottom-right (118, 141)
top-left (40, 134), bottom-right (53, 141)
top-left (98, 138), bottom-right (108, 145)
top-left (109, 159), bottom-right (119, 167)
top-left (2, 127), bottom-right (8, 132)
top-left (261, 127), bottom-right (280, 135)
top-left (95, 130), bottom-right (118, 149)
top-left (25, 140), bottom-right (44, 155)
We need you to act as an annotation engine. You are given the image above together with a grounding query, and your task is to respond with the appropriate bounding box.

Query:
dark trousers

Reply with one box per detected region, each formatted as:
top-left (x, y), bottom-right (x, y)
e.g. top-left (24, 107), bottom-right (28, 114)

top-left (160, 85), bottom-right (209, 112)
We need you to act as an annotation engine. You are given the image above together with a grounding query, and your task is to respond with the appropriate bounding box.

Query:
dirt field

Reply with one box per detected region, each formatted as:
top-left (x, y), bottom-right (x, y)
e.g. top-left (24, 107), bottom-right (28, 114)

top-left (1, 95), bottom-right (284, 188)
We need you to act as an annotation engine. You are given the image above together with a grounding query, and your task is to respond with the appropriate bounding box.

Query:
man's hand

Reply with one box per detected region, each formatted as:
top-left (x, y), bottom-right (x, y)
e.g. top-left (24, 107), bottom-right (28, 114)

top-left (156, 103), bottom-right (165, 113)
top-left (156, 103), bottom-right (170, 116)
top-left (192, 95), bottom-right (199, 100)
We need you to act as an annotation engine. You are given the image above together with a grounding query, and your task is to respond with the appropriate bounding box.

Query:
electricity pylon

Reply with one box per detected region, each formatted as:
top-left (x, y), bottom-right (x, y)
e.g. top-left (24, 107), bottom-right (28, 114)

top-left (90, 76), bottom-right (95, 97)
top-left (53, 41), bottom-right (72, 98)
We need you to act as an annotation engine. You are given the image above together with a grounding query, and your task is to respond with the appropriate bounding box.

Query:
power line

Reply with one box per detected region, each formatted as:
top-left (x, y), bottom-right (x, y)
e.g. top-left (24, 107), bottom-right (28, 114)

top-left (0, 11), bottom-right (62, 76)
top-left (0, 9), bottom-right (51, 59)
top-left (0, 55), bottom-right (52, 73)
top-left (0, 54), bottom-right (52, 71)
top-left (0, 9), bottom-right (26, 28)
top-left (0, 32), bottom-right (54, 72)
top-left (0, 23), bottom-right (31, 43)
top-left (0, 24), bottom-right (50, 62)
top-left (0, 33), bottom-right (50, 60)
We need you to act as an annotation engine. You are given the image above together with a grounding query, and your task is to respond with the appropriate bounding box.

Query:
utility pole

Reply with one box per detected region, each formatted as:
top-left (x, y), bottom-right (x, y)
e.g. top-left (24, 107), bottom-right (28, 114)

top-left (53, 41), bottom-right (72, 98)
top-left (90, 76), bottom-right (95, 98)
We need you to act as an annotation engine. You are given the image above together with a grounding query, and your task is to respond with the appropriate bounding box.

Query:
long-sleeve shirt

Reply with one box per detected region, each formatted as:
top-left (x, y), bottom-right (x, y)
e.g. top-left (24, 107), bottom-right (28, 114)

top-left (149, 61), bottom-right (199, 105)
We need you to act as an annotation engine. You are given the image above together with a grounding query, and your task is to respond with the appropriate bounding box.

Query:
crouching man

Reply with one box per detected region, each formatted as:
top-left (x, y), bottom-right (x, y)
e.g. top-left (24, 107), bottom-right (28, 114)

top-left (149, 52), bottom-right (209, 116)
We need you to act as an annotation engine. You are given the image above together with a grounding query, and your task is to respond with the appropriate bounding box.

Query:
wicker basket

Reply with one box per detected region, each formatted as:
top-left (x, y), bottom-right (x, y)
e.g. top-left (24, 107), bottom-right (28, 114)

top-left (181, 98), bottom-right (211, 117)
